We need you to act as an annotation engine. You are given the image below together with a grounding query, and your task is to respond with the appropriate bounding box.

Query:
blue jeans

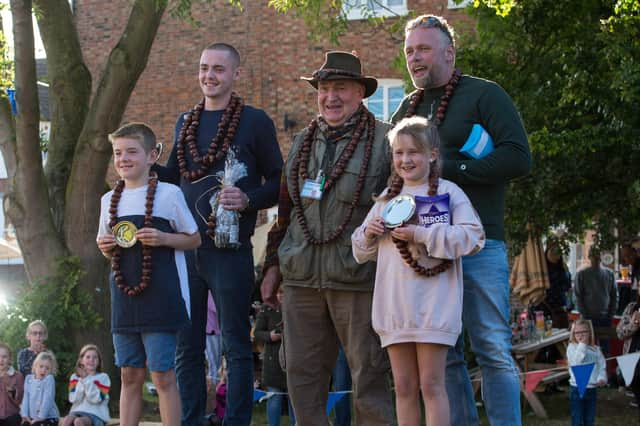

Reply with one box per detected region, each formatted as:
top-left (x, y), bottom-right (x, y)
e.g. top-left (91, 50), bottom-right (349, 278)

top-left (446, 239), bottom-right (522, 426)
top-left (331, 346), bottom-right (352, 426)
top-left (175, 248), bottom-right (254, 426)
top-left (266, 387), bottom-right (295, 426)
top-left (570, 386), bottom-right (596, 426)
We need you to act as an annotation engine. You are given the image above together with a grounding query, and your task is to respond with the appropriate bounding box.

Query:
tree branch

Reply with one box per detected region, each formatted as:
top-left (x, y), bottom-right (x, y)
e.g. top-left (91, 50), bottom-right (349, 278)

top-left (64, 0), bottom-right (168, 253)
top-left (34, 0), bottom-right (92, 232)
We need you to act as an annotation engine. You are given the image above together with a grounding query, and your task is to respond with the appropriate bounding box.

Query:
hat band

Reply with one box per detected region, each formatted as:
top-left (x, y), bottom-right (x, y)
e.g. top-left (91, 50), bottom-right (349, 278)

top-left (312, 68), bottom-right (363, 80)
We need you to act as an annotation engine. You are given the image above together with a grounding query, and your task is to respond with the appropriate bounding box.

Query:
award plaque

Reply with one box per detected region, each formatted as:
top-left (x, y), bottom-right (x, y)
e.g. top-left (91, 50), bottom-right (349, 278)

top-left (113, 221), bottom-right (138, 248)
top-left (382, 195), bottom-right (416, 228)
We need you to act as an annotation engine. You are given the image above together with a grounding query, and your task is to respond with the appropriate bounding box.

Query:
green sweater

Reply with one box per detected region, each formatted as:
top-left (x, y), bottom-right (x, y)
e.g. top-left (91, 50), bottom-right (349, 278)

top-left (392, 75), bottom-right (531, 241)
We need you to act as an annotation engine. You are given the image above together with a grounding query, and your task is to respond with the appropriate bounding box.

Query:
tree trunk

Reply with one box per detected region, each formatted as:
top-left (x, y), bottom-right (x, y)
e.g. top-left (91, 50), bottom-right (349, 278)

top-left (8, 0), bottom-right (67, 281)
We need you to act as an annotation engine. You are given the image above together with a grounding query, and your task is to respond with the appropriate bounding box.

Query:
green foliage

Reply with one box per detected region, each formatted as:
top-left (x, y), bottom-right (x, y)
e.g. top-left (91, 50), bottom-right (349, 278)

top-left (457, 0), bottom-right (640, 253)
top-left (168, 0), bottom-right (242, 25)
top-left (0, 9), bottom-right (12, 90)
top-left (0, 257), bottom-right (103, 408)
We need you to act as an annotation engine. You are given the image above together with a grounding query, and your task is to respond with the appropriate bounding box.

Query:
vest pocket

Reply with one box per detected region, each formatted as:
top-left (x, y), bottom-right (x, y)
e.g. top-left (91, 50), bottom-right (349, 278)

top-left (278, 230), bottom-right (314, 282)
top-left (324, 239), bottom-right (375, 285)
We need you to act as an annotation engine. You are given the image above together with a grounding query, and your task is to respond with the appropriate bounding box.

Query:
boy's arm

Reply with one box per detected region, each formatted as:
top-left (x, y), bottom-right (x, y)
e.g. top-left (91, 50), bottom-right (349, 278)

top-left (96, 193), bottom-right (117, 258)
top-left (135, 228), bottom-right (201, 250)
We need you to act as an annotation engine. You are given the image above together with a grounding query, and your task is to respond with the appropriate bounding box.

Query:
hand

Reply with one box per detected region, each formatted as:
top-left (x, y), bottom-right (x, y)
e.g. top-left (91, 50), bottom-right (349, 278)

top-left (364, 217), bottom-right (385, 240)
top-left (22, 418), bottom-right (31, 425)
top-left (597, 379), bottom-right (606, 387)
top-left (270, 330), bottom-right (282, 342)
top-left (136, 227), bottom-right (167, 247)
top-left (632, 311), bottom-right (639, 326)
top-left (97, 235), bottom-right (117, 258)
top-left (76, 366), bottom-right (86, 377)
top-left (390, 224), bottom-right (417, 242)
top-left (261, 266), bottom-right (282, 308)
top-left (219, 186), bottom-right (249, 211)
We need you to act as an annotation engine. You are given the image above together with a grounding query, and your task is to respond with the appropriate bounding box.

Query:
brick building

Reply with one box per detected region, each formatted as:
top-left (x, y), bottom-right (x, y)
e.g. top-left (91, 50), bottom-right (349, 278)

top-left (75, 0), bottom-right (473, 158)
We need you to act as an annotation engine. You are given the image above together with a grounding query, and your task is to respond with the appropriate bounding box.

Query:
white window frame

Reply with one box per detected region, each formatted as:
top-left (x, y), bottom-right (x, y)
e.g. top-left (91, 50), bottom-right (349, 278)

top-left (448, 0), bottom-right (472, 9)
top-left (364, 78), bottom-right (406, 121)
top-left (343, 0), bottom-right (408, 21)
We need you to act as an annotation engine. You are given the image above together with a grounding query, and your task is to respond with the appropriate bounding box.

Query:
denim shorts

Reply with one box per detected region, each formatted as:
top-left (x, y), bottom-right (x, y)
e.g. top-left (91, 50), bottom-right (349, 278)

top-left (70, 411), bottom-right (105, 426)
top-left (113, 332), bottom-right (177, 372)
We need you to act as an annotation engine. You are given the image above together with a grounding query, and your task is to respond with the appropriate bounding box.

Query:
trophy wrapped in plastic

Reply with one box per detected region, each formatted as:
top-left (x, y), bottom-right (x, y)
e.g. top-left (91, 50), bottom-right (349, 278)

top-left (208, 149), bottom-right (248, 249)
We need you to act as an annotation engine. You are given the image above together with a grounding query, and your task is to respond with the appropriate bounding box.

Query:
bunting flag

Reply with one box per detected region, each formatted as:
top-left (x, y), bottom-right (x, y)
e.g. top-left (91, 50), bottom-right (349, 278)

top-left (325, 391), bottom-right (348, 416)
top-left (525, 370), bottom-right (550, 394)
top-left (616, 352), bottom-right (640, 386)
top-left (571, 363), bottom-right (595, 398)
top-left (253, 389), bottom-right (267, 402)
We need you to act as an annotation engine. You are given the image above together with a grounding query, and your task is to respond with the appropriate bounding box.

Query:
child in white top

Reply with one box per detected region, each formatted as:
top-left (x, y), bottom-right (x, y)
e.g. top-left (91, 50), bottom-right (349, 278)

top-left (61, 345), bottom-right (110, 426)
top-left (567, 319), bottom-right (607, 426)
top-left (20, 351), bottom-right (59, 426)
top-left (96, 123), bottom-right (200, 426)
top-left (352, 117), bottom-right (485, 425)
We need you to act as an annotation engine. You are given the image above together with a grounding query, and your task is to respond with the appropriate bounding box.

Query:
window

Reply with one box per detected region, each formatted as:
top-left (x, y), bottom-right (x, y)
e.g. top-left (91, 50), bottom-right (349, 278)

top-left (343, 0), bottom-right (408, 20)
top-left (448, 0), bottom-right (472, 9)
top-left (364, 79), bottom-right (406, 121)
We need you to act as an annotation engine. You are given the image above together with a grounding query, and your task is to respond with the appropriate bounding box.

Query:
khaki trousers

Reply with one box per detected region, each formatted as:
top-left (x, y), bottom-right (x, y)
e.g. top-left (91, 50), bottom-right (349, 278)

top-left (282, 285), bottom-right (393, 426)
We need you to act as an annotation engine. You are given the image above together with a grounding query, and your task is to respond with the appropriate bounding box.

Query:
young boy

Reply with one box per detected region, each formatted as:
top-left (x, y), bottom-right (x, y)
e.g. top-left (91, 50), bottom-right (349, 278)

top-left (96, 123), bottom-right (201, 426)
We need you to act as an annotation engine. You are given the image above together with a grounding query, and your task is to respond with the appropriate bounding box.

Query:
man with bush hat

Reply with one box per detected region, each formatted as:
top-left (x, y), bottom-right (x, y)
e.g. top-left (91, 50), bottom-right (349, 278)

top-left (261, 51), bottom-right (393, 426)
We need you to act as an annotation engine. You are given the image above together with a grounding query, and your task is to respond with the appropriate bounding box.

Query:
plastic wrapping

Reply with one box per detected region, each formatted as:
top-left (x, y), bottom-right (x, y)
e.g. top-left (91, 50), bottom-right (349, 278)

top-left (209, 149), bottom-right (247, 249)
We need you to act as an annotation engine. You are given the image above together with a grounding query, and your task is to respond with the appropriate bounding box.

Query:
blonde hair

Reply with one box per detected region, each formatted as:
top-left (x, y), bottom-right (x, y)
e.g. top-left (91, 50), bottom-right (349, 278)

top-left (76, 344), bottom-right (103, 373)
top-left (570, 319), bottom-right (596, 346)
top-left (32, 351), bottom-right (58, 376)
top-left (381, 116), bottom-right (441, 201)
top-left (25, 320), bottom-right (48, 340)
top-left (108, 122), bottom-right (157, 153)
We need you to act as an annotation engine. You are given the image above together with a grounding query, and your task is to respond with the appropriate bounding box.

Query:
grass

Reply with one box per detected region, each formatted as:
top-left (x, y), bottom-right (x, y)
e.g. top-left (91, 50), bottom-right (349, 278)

top-left (131, 381), bottom-right (638, 425)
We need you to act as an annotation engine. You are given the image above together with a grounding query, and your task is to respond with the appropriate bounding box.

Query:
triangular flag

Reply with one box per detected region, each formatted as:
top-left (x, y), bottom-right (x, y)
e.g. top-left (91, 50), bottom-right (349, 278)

top-left (525, 370), bottom-right (550, 394)
top-left (253, 389), bottom-right (266, 402)
top-left (571, 363), bottom-right (595, 398)
top-left (326, 391), bottom-right (347, 416)
top-left (616, 352), bottom-right (640, 386)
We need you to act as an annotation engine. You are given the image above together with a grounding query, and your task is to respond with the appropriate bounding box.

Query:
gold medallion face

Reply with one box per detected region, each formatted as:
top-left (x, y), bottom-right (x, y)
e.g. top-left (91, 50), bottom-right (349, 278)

top-left (113, 221), bottom-right (138, 248)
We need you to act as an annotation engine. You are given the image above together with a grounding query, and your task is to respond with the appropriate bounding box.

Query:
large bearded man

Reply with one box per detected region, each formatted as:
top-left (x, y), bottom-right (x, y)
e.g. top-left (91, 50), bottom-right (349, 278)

top-left (392, 15), bottom-right (532, 426)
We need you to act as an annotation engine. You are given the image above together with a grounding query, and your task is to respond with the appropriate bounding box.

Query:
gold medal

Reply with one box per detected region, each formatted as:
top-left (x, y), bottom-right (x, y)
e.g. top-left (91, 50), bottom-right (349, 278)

top-left (113, 221), bottom-right (138, 248)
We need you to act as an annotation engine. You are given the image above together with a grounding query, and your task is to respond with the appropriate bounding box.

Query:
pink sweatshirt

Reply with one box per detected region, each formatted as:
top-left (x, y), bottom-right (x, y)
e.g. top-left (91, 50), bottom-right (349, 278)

top-left (352, 179), bottom-right (485, 347)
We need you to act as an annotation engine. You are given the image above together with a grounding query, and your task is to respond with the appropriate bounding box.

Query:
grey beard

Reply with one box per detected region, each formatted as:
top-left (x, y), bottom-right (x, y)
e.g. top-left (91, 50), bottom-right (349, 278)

top-left (412, 73), bottom-right (434, 90)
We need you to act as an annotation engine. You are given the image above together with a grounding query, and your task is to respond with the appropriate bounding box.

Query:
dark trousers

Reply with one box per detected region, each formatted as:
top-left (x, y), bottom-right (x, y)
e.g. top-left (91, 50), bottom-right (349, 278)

top-left (175, 247), bottom-right (255, 426)
top-left (570, 386), bottom-right (597, 426)
top-left (0, 414), bottom-right (21, 426)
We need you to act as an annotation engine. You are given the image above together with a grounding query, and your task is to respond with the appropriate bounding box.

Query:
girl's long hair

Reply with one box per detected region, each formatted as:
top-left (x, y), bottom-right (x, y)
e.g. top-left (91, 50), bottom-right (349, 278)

top-left (76, 344), bottom-right (103, 373)
top-left (380, 116), bottom-right (441, 201)
top-left (569, 319), bottom-right (595, 346)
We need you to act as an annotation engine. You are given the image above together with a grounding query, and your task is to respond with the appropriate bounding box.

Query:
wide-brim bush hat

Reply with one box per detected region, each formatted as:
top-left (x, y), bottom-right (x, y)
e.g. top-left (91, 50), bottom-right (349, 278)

top-left (301, 51), bottom-right (378, 98)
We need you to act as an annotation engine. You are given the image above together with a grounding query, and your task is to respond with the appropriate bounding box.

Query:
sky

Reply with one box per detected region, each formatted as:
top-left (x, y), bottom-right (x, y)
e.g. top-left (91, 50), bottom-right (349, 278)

top-left (1, 1), bottom-right (47, 59)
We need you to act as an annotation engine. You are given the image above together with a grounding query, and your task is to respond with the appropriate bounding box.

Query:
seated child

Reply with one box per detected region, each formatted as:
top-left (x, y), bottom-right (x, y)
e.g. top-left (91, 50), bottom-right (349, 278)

top-left (0, 342), bottom-right (24, 426)
top-left (20, 351), bottom-right (59, 426)
top-left (62, 344), bottom-right (110, 426)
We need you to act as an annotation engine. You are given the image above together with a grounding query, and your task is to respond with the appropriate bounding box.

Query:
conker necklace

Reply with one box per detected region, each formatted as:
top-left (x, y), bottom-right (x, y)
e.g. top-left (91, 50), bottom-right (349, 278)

top-left (391, 68), bottom-right (463, 276)
top-left (405, 68), bottom-right (462, 124)
top-left (291, 107), bottom-right (375, 245)
top-left (109, 173), bottom-right (158, 296)
top-left (175, 93), bottom-right (244, 182)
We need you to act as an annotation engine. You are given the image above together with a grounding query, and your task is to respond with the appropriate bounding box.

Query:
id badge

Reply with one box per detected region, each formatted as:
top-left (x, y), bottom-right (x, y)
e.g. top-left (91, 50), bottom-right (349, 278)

top-left (301, 179), bottom-right (323, 200)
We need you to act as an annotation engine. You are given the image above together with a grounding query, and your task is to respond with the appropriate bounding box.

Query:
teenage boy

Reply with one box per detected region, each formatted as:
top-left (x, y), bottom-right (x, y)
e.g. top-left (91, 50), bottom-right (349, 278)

top-left (97, 123), bottom-right (201, 426)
